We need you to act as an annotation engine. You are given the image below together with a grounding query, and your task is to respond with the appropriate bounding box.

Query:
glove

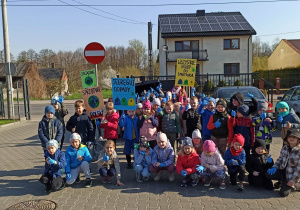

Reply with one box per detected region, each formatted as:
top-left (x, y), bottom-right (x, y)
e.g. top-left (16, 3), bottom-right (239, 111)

top-left (103, 153), bottom-right (109, 161)
top-left (231, 159), bottom-right (239, 165)
top-left (214, 119), bottom-right (221, 128)
top-left (191, 87), bottom-right (195, 97)
top-left (247, 92), bottom-right (254, 99)
top-left (201, 93), bottom-right (206, 99)
top-left (181, 170), bottom-right (187, 177)
top-left (260, 111), bottom-right (266, 120)
top-left (267, 155), bottom-right (272, 163)
top-left (155, 92), bottom-right (159, 98)
top-left (157, 107), bottom-right (162, 113)
top-left (121, 110), bottom-right (125, 118)
top-left (172, 93), bottom-right (176, 99)
top-left (96, 119), bottom-right (101, 127)
top-left (141, 97), bottom-right (146, 101)
top-left (48, 158), bottom-right (55, 165)
top-left (278, 115), bottom-right (283, 123)
top-left (139, 150), bottom-right (146, 155)
top-left (145, 91), bottom-right (150, 98)
top-left (66, 173), bottom-right (71, 180)
top-left (202, 100), bottom-right (208, 106)
top-left (200, 109), bottom-right (205, 115)
top-left (267, 167), bottom-right (277, 175)
top-left (196, 165), bottom-right (205, 173)
top-left (179, 104), bottom-right (183, 111)
top-left (156, 83), bottom-right (162, 91)
top-left (58, 95), bottom-right (64, 103)
top-left (231, 110), bottom-right (236, 117)
top-left (150, 87), bottom-right (154, 94)
top-left (159, 163), bottom-right (166, 167)
top-left (185, 104), bottom-right (190, 111)
top-left (166, 94), bottom-right (170, 101)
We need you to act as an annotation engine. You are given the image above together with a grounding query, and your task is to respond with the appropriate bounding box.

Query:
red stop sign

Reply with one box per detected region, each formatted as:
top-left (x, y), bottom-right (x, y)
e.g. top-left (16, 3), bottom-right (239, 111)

top-left (84, 42), bottom-right (106, 64)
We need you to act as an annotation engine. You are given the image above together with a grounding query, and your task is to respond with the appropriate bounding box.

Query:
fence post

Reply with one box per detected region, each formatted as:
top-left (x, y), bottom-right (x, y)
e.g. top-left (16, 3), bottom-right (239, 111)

top-left (16, 81), bottom-right (20, 120)
top-left (276, 77), bottom-right (280, 94)
top-left (22, 79), bottom-right (27, 119)
top-left (25, 79), bottom-right (31, 120)
top-left (207, 73), bottom-right (209, 92)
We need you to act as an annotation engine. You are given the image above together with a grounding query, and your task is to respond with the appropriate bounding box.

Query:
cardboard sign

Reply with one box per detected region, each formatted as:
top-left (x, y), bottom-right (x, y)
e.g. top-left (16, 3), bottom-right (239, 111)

top-left (80, 69), bottom-right (97, 89)
top-left (112, 78), bottom-right (135, 110)
top-left (175, 58), bottom-right (197, 86)
top-left (82, 86), bottom-right (105, 120)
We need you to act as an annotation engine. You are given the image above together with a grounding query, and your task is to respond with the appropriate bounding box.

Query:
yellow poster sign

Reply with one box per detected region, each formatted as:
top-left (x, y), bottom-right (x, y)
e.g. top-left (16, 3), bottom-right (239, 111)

top-left (175, 58), bottom-right (197, 86)
top-left (82, 86), bottom-right (105, 120)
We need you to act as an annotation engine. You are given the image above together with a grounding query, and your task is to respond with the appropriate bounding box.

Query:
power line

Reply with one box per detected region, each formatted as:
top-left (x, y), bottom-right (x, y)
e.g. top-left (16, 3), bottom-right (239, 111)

top-left (5, 0), bottom-right (300, 6)
top-left (256, 30), bottom-right (300, 37)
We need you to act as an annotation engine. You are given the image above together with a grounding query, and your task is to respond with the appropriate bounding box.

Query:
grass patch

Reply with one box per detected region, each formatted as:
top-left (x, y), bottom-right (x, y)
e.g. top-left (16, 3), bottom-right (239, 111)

top-left (65, 89), bottom-right (112, 100)
top-left (0, 119), bottom-right (19, 125)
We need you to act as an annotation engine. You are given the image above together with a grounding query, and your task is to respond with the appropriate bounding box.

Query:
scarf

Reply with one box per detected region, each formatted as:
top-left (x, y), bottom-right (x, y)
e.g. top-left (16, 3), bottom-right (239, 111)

top-left (230, 146), bottom-right (243, 156)
top-left (47, 116), bottom-right (56, 140)
top-left (215, 110), bottom-right (228, 118)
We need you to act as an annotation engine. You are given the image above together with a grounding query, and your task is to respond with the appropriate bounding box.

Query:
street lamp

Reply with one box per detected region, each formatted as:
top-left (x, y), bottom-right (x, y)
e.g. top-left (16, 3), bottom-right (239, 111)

top-left (162, 44), bottom-right (168, 77)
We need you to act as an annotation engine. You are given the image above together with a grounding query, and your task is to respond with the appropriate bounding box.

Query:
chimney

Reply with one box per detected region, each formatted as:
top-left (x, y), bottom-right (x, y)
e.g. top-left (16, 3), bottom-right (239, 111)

top-left (51, 63), bottom-right (55, 68)
top-left (196, 10), bottom-right (205, 17)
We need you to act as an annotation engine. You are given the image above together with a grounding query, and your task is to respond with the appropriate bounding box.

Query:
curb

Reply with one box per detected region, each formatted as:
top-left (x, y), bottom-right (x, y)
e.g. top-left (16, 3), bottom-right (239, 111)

top-left (0, 117), bottom-right (27, 128)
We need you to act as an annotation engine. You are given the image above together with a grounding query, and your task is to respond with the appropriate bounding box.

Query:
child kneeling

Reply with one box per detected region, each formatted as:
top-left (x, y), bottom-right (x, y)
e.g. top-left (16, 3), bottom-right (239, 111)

top-left (201, 140), bottom-right (226, 189)
top-left (176, 137), bottom-right (200, 187)
top-left (134, 136), bottom-right (153, 182)
top-left (65, 133), bottom-right (92, 187)
top-left (40, 140), bottom-right (66, 193)
top-left (149, 132), bottom-right (176, 182)
top-left (97, 140), bottom-right (124, 186)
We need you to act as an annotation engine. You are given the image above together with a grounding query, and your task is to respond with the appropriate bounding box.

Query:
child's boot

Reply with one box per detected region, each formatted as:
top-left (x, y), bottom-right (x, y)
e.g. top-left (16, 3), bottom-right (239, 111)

top-left (237, 182), bottom-right (244, 191)
top-left (190, 178), bottom-right (199, 187)
top-left (126, 155), bottom-right (132, 169)
top-left (75, 175), bottom-right (81, 183)
top-left (136, 172), bottom-right (143, 182)
top-left (204, 178), bottom-right (211, 187)
top-left (180, 178), bottom-right (189, 187)
top-left (154, 171), bottom-right (163, 181)
top-left (169, 172), bottom-right (175, 182)
top-left (219, 181), bottom-right (226, 190)
top-left (85, 178), bottom-right (92, 188)
top-left (45, 184), bottom-right (52, 193)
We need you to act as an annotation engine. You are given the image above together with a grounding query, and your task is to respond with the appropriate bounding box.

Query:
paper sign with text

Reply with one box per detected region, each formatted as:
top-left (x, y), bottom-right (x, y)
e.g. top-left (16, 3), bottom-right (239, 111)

top-left (175, 58), bottom-right (197, 87)
top-left (80, 69), bottom-right (97, 89)
top-left (112, 78), bottom-right (135, 110)
top-left (82, 86), bottom-right (105, 120)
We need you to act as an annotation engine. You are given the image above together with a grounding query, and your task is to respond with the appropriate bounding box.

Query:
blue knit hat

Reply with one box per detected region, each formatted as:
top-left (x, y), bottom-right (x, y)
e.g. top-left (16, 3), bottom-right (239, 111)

top-left (182, 137), bottom-right (193, 148)
top-left (46, 139), bottom-right (58, 150)
top-left (237, 104), bottom-right (249, 117)
top-left (207, 97), bottom-right (216, 105)
top-left (45, 105), bottom-right (55, 115)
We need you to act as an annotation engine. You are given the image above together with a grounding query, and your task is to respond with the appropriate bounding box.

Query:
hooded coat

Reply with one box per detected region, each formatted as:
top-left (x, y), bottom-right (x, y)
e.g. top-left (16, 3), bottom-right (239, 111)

top-left (224, 147), bottom-right (246, 174)
top-left (176, 149), bottom-right (200, 175)
top-left (182, 108), bottom-right (202, 137)
top-left (65, 144), bottom-right (92, 173)
top-left (276, 108), bottom-right (300, 140)
top-left (151, 141), bottom-right (175, 166)
top-left (227, 92), bottom-right (258, 116)
top-left (99, 111), bottom-right (120, 139)
top-left (44, 149), bottom-right (66, 178)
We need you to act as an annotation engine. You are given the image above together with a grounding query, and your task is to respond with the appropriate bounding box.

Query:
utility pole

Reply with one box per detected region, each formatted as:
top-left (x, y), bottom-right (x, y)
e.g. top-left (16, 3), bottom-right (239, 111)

top-left (2, 0), bottom-right (14, 119)
top-left (148, 22), bottom-right (153, 79)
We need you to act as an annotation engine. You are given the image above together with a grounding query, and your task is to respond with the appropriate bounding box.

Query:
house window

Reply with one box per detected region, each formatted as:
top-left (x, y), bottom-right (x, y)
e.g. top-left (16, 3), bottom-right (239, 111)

top-left (224, 63), bottom-right (240, 75)
top-left (175, 40), bottom-right (199, 51)
top-left (224, 39), bottom-right (240, 49)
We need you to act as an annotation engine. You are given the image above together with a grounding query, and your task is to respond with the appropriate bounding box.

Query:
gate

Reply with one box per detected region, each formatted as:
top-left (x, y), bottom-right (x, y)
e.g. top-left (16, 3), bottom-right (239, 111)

top-left (0, 82), bottom-right (4, 118)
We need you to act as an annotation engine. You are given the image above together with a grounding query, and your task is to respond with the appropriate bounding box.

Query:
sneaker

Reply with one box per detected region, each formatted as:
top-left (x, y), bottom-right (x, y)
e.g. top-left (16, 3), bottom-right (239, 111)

top-left (85, 178), bottom-right (92, 188)
top-left (237, 182), bottom-right (244, 191)
top-left (59, 178), bottom-right (66, 190)
top-left (136, 172), bottom-right (143, 182)
top-left (204, 178), bottom-right (211, 187)
top-left (274, 181), bottom-right (281, 189)
top-left (143, 176), bottom-right (149, 181)
top-left (219, 182), bottom-right (226, 190)
top-left (169, 173), bottom-right (175, 182)
top-left (75, 175), bottom-right (81, 183)
top-left (106, 176), bottom-right (113, 183)
top-left (45, 185), bottom-right (52, 193)
top-left (190, 179), bottom-right (199, 187)
top-left (154, 171), bottom-right (163, 181)
top-left (101, 177), bottom-right (108, 183)
top-left (126, 163), bottom-right (132, 169)
top-left (180, 179), bottom-right (188, 187)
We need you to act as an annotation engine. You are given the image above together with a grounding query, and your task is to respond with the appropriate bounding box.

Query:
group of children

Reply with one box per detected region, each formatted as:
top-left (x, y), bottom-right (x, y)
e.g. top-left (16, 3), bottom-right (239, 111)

top-left (38, 87), bottom-right (300, 197)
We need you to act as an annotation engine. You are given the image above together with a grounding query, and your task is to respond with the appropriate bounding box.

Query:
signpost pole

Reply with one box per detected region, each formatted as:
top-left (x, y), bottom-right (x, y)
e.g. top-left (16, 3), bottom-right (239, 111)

top-left (95, 64), bottom-right (98, 86)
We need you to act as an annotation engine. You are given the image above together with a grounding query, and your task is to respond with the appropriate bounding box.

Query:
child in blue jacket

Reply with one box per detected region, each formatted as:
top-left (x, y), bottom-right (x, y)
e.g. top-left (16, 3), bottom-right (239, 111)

top-left (198, 97), bottom-right (215, 142)
top-left (224, 133), bottom-right (246, 191)
top-left (65, 133), bottom-right (92, 188)
top-left (134, 136), bottom-right (153, 182)
top-left (119, 109), bottom-right (139, 169)
top-left (39, 140), bottom-right (66, 193)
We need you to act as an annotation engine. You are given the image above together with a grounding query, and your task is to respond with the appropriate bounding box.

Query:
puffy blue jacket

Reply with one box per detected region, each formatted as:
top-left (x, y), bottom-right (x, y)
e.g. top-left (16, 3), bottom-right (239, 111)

top-left (133, 148), bottom-right (153, 167)
top-left (200, 108), bottom-right (215, 136)
top-left (223, 147), bottom-right (246, 174)
top-left (65, 144), bottom-right (92, 173)
top-left (277, 108), bottom-right (300, 129)
top-left (44, 149), bottom-right (66, 178)
top-left (119, 115), bottom-right (139, 140)
top-left (151, 141), bottom-right (174, 166)
top-left (38, 116), bottom-right (63, 149)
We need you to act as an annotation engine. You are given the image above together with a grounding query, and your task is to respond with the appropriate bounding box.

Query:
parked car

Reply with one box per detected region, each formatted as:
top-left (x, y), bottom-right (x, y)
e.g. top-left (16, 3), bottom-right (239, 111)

top-left (212, 86), bottom-right (273, 117)
top-left (277, 86), bottom-right (300, 117)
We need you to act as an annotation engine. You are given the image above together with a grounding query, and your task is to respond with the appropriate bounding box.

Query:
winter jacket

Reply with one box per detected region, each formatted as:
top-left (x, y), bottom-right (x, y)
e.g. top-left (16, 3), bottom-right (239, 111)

top-left (194, 144), bottom-right (203, 157)
top-left (151, 142), bottom-right (175, 166)
top-left (66, 111), bottom-right (94, 144)
top-left (182, 108), bottom-right (202, 137)
top-left (232, 117), bottom-right (255, 146)
top-left (97, 150), bottom-right (121, 180)
top-left (175, 111), bottom-right (184, 134)
top-left (160, 109), bottom-right (181, 133)
top-left (201, 149), bottom-right (225, 171)
top-left (246, 153), bottom-right (274, 175)
top-left (207, 111), bottom-right (234, 140)
top-left (227, 92), bottom-right (258, 116)
top-left (119, 115), bottom-right (139, 140)
top-left (38, 116), bottom-right (63, 150)
top-left (252, 115), bottom-right (275, 144)
top-left (200, 108), bottom-right (215, 136)
top-left (44, 149), bottom-right (66, 178)
top-left (137, 115), bottom-right (158, 141)
top-left (276, 109), bottom-right (300, 140)
top-left (99, 111), bottom-right (120, 139)
top-left (176, 149), bottom-right (200, 175)
top-left (224, 147), bottom-right (246, 174)
top-left (65, 144), bottom-right (92, 173)
top-left (133, 148), bottom-right (153, 167)
top-left (54, 102), bottom-right (68, 130)
top-left (273, 144), bottom-right (300, 190)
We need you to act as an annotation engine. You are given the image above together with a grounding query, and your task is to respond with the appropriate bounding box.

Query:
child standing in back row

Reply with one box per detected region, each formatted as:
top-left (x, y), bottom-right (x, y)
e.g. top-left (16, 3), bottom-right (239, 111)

top-left (198, 97), bottom-right (215, 142)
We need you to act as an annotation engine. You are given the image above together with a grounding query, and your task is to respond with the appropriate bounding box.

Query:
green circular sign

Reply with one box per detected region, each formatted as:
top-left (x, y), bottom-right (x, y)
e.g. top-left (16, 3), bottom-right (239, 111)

top-left (88, 95), bottom-right (99, 108)
top-left (85, 76), bottom-right (93, 86)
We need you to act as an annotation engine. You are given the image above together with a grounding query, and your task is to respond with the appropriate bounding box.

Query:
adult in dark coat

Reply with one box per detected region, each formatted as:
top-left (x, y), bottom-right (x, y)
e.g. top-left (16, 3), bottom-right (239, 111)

top-left (227, 92), bottom-right (258, 116)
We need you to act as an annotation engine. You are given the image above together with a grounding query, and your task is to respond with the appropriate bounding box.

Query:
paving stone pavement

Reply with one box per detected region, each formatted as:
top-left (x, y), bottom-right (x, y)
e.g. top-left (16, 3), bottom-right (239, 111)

top-left (0, 121), bottom-right (299, 210)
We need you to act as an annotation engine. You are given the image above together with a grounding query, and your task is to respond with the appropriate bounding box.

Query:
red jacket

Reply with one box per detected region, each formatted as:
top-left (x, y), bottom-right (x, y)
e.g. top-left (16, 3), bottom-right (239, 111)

top-left (99, 111), bottom-right (119, 139)
top-left (176, 150), bottom-right (200, 175)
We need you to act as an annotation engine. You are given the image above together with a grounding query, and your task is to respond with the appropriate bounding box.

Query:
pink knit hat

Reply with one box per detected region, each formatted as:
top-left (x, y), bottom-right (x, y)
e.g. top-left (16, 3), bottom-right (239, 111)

top-left (143, 100), bottom-right (151, 109)
top-left (203, 140), bottom-right (216, 153)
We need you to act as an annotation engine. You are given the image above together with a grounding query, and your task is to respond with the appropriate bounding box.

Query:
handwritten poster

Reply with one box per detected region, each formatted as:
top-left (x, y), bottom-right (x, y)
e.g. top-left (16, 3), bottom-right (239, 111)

top-left (112, 78), bottom-right (135, 110)
top-left (80, 69), bottom-right (97, 89)
top-left (175, 58), bottom-right (197, 87)
top-left (82, 86), bottom-right (105, 120)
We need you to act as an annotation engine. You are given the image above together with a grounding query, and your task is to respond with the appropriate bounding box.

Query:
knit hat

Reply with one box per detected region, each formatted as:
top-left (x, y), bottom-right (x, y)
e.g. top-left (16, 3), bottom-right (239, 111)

top-left (253, 138), bottom-right (266, 150)
top-left (159, 93), bottom-right (164, 98)
top-left (45, 105), bottom-right (55, 115)
top-left (136, 103), bottom-right (143, 109)
top-left (232, 133), bottom-right (245, 147)
top-left (143, 100), bottom-right (151, 109)
top-left (237, 104), bottom-right (249, 117)
top-left (51, 97), bottom-right (58, 105)
top-left (257, 101), bottom-right (268, 112)
top-left (192, 129), bottom-right (202, 139)
top-left (156, 132), bottom-right (168, 143)
top-left (69, 133), bottom-right (81, 142)
top-left (285, 129), bottom-right (300, 141)
top-left (276, 101), bottom-right (290, 117)
top-left (230, 92), bottom-right (244, 105)
top-left (153, 98), bottom-right (161, 106)
top-left (139, 136), bottom-right (149, 148)
top-left (161, 98), bottom-right (167, 104)
top-left (207, 97), bottom-right (216, 105)
top-left (46, 139), bottom-right (58, 150)
top-left (216, 98), bottom-right (227, 108)
top-left (182, 137), bottom-right (193, 148)
top-left (203, 140), bottom-right (216, 153)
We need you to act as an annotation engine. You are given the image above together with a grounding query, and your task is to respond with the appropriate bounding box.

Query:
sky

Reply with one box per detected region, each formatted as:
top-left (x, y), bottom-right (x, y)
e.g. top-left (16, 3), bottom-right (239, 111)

top-left (1, 0), bottom-right (300, 56)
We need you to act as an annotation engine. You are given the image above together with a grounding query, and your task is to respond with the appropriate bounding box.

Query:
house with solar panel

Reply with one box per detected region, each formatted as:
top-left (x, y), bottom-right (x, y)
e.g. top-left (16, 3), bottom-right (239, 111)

top-left (158, 10), bottom-right (257, 80)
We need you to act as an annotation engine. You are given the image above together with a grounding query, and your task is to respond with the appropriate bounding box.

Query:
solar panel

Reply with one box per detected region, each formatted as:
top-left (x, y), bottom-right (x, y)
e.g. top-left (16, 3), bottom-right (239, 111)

top-left (200, 24), bottom-right (211, 31)
top-left (210, 23), bottom-right (222, 31)
top-left (161, 24), bottom-right (172, 33)
top-left (188, 17), bottom-right (198, 24)
top-left (160, 17), bottom-right (170, 25)
top-left (220, 23), bottom-right (232, 30)
top-left (179, 17), bottom-right (189, 25)
top-left (240, 22), bottom-right (253, 30)
top-left (171, 24), bottom-right (181, 32)
top-left (169, 17), bottom-right (179, 24)
top-left (197, 16), bottom-right (208, 23)
top-left (230, 23), bottom-right (243, 30)
top-left (206, 16), bottom-right (218, 24)
top-left (225, 16), bottom-right (237, 23)
top-left (190, 24), bottom-right (202, 32)
top-left (181, 24), bottom-right (192, 32)
top-left (234, 15), bottom-right (247, 22)
top-left (216, 16), bottom-right (227, 23)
